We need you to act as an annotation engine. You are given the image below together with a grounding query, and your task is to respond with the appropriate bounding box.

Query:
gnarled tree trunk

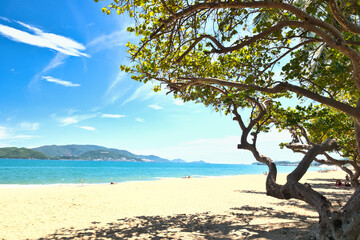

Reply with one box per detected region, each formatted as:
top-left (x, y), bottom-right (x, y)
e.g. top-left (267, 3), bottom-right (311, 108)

top-left (233, 105), bottom-right (360, 239)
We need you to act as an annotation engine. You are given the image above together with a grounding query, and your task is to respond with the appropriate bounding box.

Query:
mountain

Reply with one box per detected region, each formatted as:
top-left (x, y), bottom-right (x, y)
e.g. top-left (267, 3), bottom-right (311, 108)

top-left (137, 154), bottom-right (172, 163)
top-left (80, 150), bottom-right (143, 162)
top-left (189, 160), bottom-right (207, 164)
top-left (172, 158), bottom-right (187, 163)
top-left (0, 147), bottom-right (49, 159)
top-left (32, 144), bottom-right (207, 163)
top-left (33, 144), bottom-right (107, 156)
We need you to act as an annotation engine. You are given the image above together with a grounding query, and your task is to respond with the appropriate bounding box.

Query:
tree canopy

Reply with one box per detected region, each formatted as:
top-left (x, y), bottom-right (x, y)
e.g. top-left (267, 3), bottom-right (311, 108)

top-left (97, 0), bottom-right (360, 238)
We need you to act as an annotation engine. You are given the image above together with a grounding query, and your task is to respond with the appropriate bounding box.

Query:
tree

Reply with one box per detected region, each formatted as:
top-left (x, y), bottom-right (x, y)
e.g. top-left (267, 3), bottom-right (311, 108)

top-left (275, 104), bottom-right (360, 188)
top-left (98, 0), bottom-right (360, 238)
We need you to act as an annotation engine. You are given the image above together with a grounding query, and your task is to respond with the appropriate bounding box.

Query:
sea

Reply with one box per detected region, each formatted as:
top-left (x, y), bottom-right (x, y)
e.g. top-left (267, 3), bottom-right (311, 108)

top-left (0, 159), bottom-right (320, 186)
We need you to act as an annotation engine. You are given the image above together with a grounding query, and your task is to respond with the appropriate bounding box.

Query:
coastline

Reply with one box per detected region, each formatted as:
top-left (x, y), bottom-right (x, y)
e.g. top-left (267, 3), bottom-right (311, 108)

top-left (0, 159), bottom-right (322, 186)
top-left (0, 168), bottom-right (321, 189)
top-left (0, 170), bottom-right (352, 239)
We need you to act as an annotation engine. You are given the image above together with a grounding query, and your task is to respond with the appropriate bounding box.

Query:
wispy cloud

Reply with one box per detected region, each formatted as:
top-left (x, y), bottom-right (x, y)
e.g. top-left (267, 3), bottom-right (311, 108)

top-left (0, 16), bottom-right (10, 22)
top-left (0, 20), bottom-right (88, 57)
top-left (0, 126), bottom-right (39, 141)
top-left (57, 114), bottom-right (96, 126)
top-left (101, 114), bottom-right (126, 118)
top-left (11, 134), bottom-right (38, 140)
top-left (121, 83), bottom-right (157, 106)
top-left (20, 122), bottom-right (40, 131)
top-left (59, 117), bottom-right (79, 126)
top-left (149, 104), bottom-right (163, 110)
top-left (104, 70), bottom-right (131, 104)
top-left (42, 53), bottom-right (68, 73)
top-left (107, 71), bottom-right (126, 93)
top-left (42, 76), bottom-right (80, 87)
top-left (29, 53), bottom-right (69, 88)
top-left (135, 118), bottom-right (144, 123)
top-left (0, 126), bottom-right (10, 140)
top-left (78, 126), bottom-right (96, 131)
top-left (87, 29), bottom-right (132, 53)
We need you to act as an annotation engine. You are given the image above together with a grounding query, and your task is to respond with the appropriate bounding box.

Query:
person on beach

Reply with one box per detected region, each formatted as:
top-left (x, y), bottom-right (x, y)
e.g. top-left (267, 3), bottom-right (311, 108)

top-left (335, 179), bottom-right (343, 187)
top-left (344, 175), bottom-right (351, 187)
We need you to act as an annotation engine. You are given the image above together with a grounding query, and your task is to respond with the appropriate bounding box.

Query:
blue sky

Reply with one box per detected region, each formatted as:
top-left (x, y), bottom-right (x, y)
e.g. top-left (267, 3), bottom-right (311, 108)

top-left (0, 0), bottom-right (301, 164)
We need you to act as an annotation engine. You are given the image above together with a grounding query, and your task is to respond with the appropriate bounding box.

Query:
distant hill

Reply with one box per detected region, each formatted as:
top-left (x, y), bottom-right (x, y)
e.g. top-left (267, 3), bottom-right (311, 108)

top-left (32, 144), bottom-right (203, 163)
top-left (80, 150), bottom-right (143, 162)
top-left (189, 160), bottom-right (207, 164)
top-left (0, 147), bottom-right (49, 159)
top-left (138, 154), bottom-right (172, 163)
top-left (172, 158), bottom-right (187, 163)
top-left (33, 144), bottom-right (107, 156)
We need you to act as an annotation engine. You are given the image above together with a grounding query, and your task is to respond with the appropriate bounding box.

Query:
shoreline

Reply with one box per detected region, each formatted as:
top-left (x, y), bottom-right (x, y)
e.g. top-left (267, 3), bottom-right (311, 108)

top-left (0, 166), bottom-right (324, 188)
top-left (0, 169), bottom-right (351, 239)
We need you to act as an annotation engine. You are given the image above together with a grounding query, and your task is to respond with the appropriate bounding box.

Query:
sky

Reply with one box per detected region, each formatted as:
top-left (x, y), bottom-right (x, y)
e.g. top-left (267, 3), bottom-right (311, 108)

top-left (0, 0), bottom-right (302, 164)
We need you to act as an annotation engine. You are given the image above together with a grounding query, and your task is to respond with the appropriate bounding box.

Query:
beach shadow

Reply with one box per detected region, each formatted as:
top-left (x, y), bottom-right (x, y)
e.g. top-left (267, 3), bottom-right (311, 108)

top-left (38, 180), bottom-right (354, 240)
top-left (235, 190), bottom-right (266, 195)
top-left (304, 180), bottom-right (354, 208)
top-left (307, 178), bottom-right (338, 182)
top-left (236, 181), bottom-right (354, 212)
top-left (39, 206), bottom-right (317, 240)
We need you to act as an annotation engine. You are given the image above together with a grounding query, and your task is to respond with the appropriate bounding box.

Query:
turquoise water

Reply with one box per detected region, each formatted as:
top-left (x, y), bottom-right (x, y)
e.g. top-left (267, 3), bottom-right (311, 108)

top-left (0, 159), bottom-right (318, 185)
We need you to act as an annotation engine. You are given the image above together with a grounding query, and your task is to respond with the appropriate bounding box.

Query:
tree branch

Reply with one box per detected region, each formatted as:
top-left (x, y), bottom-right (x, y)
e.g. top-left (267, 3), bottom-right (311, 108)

top-left (328, 0), bottom-right (360, 35)
top-left (174, 77), bottom-right (360, 119)
top-left (287, 138), bottom-right (337, 183)
top-left (160, 1), bottom-right (345, 42)
top-left (160, 0), bottom-right (176, 16)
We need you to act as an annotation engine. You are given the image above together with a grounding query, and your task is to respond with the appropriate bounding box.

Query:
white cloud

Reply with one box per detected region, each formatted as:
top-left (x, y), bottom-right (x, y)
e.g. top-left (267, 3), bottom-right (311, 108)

top-left (0, 16), bottom-right (10, 22)
top-left (29, 53), bottom-right (69, 88)
top-left (60, 117), bottom-right (79, 126)
top-left (78, 126), bottom-right (96, 131)
top-left (42, 76), bottom-right (80, 87)
top-left (101, 114), bottom-right (126, 118)
top-left (42, 53), bottom-right (67, 73)
top-left (174, 99), bottom-right (185, 106)
top-left (121, 83), bottom-right (158, 106)
top-left (58, 114), bottom-right (96, 126)
top-left (107, 71), bottom-right (126, 93)
top-left (87, 29), bottom-right (132, 53)
top-left (0, 126), bottom-right (9, 140)
top-left (0, 126), bottom-right (39, 141)
top-left (104, 70), bottom-right (131, 104)
top-left (135, 118), bottom-right (144, 122)
top-left (149, 104), bottom-right (163, 110)
top-left (0, 20), bottom-right (88, 57)
top-left (11, 134), bottom-right (38, 140)
top-left (20, 122), bottom-right (39, 131)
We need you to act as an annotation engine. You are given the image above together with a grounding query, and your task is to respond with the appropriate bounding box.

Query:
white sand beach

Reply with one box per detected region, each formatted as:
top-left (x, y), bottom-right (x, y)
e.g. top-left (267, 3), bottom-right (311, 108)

top-left (0, 170), bottom-right (353, 239)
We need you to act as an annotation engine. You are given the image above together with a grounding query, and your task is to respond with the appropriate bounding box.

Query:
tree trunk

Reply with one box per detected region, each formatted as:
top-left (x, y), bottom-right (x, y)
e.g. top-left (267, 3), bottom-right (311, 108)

top-left (233, 103), bottom-right (360, 239)
top-left (250, 140), bottom-right (360, 239)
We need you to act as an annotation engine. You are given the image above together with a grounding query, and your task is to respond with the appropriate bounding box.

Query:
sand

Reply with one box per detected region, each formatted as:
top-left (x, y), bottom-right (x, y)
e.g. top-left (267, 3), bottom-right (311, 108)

top-left (0, 170), bottom-right (353, 240)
